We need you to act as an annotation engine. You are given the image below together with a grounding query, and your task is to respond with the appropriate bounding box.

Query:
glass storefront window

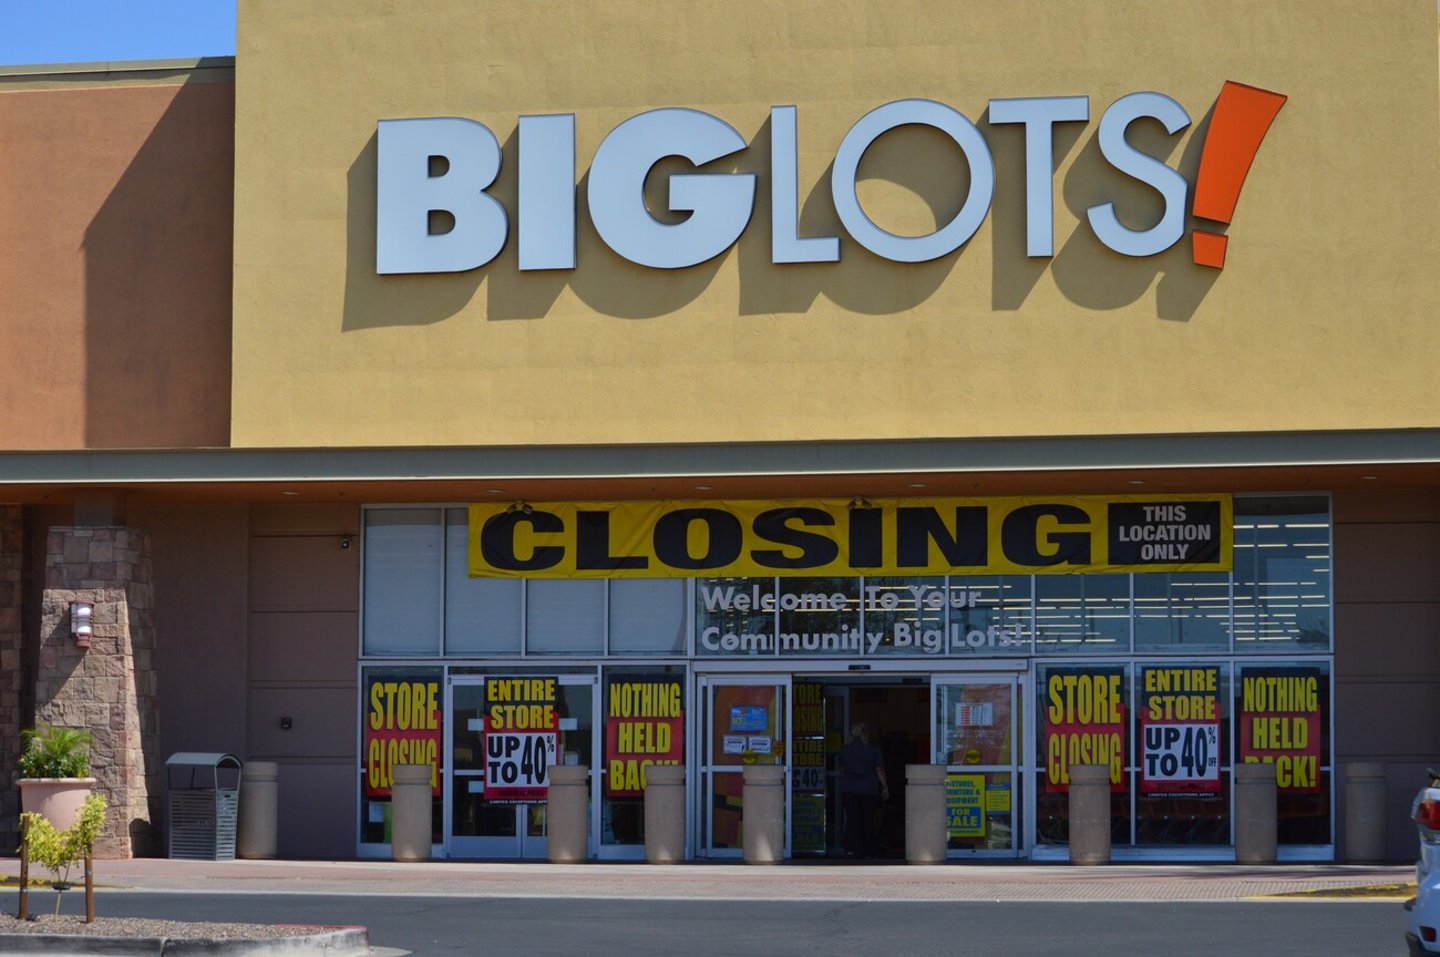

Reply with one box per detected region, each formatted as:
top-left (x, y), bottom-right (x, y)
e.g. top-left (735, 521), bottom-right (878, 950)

top-left (362, 509), bottom-right (442, 656)
top-left (777, 576), bottom-right (860, 657)
top-left (1133, 572), bottom-right (1231, 652)
top-left (445, 509), bottom-right (522, 655)
top-left (600, 666), bottom-right (685, 846)
top-left (863, 576), bottom-right (945, 657)
top-left (1234, 661), bottom-right (1331, 845)
top-left (608, 579), bottom-right (686, 655)
top-left (1135, 662), bottom-right (1230, 845)
top-left (1232, 497), bottom-right (1331, 653)
top-left (946, 575), bottom-right (1032, 656)
top-left (361, 496), bottom-right (1334, 662)
top-left (1033, 574), bottom-right (1131, 654)
top-left (359, 665), bottom-right (444, 846)
top-left (1034, 663), bottom-right (1130, 846)
top-left (696, 576), bottom-right (776, 657)
top-left (526, 579), bottom-right (605, 654)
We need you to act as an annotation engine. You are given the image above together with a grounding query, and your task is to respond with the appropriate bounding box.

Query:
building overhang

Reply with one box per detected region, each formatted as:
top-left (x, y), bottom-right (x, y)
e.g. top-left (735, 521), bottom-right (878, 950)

top-left (1, 429), bottom-right (1437, 506)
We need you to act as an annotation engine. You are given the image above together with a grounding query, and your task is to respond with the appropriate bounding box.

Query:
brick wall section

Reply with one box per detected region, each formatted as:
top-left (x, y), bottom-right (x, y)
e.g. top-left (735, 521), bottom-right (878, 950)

top-left (0, 507), bottom-right (23, 854)
top-left (36, 527), bottom-right (160, 857)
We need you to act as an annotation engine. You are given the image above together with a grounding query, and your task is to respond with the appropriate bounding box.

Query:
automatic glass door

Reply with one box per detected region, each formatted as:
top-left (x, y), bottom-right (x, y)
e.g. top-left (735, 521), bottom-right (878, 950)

top-left (698, 675), bottom-right (790, 858)
top-left (445, 674), bottom-right (597, 859)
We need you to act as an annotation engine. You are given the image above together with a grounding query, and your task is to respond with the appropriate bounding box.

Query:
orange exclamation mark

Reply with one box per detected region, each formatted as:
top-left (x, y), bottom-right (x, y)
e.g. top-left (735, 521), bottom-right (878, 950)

top-left (1192, 81), bottom-right (1287, 268)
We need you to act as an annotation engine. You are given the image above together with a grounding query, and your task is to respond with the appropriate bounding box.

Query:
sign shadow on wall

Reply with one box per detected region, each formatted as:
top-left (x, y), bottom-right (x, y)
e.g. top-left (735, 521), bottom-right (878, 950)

top-left (737, 115), bottom-right (964, 317)
top-left (343, 131), bottom-right (487, 330)
top-left (555, 161), bottom-right (727, 320)
top-left (988, 109), bottom-right (1086, 311)
top-left (1050, 107), bottom-right (1219, 322)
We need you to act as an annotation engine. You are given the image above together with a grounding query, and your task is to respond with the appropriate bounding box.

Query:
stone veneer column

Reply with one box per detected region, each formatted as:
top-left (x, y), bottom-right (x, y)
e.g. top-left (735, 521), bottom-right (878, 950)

top-left (36, 527), bottom-right (160, 858)
top-left (0, 507), bottom-right (25, 856)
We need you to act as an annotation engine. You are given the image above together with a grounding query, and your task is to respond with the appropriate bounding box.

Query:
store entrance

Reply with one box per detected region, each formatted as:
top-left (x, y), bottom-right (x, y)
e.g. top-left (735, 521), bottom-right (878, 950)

top-left (698, 670), bottom-right (1022, 860)
top-left (791, 676), bottom-right (931, 860)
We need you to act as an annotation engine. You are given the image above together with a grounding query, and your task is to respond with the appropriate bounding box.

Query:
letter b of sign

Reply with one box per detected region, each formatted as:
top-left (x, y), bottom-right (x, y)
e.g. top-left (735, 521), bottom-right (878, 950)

top-left (376, 117), bottom-right (509, 274)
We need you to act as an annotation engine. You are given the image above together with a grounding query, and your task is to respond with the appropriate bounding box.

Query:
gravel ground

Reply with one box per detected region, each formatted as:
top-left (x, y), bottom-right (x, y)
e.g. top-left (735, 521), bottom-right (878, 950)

top-left (1, 912), bottom-right (320, 939)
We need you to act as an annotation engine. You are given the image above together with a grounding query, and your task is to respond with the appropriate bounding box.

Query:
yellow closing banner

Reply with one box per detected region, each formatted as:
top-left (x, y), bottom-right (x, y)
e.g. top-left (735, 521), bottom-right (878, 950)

top-left (468, 495), bottom-right (1232, 579)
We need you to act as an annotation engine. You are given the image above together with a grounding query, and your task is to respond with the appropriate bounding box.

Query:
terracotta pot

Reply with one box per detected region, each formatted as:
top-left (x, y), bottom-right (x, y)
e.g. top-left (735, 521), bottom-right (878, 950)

top-left (19, 778), bottom-right (97, 831)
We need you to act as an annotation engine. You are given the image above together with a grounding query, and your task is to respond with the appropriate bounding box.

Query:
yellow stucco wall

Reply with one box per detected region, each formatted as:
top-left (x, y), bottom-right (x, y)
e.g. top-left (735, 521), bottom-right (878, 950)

top-left (231, 0), bottom-right (1440, 448)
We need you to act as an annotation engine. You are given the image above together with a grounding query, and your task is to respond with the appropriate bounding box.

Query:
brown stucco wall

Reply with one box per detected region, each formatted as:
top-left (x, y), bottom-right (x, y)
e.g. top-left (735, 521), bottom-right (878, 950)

top-left (131, 503), bottom-right (251, 763)
top-left (1333, 489), bottom-right (1440, 861)
top-left (35, 501), bottom-right (357, 858)
top-left (247, 504), bottom-right (360, 859)
top-left (0, 69), bottom-right (233, 450)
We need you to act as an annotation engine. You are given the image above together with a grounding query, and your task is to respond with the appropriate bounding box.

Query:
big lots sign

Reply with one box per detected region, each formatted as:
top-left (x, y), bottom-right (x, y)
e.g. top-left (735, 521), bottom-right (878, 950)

top-left (376, 83), bottom-right (1284, 275)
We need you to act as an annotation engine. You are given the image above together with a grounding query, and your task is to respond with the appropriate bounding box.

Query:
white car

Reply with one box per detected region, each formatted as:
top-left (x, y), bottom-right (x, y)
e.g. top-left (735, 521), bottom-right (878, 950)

top-left (1407, 775), bottom-right (1440, 955)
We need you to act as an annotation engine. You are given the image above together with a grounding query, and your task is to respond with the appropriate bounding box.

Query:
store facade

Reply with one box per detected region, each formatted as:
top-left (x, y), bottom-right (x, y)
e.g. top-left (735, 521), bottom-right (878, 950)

top-left (357, 494), bottom-right (1333, 860)
top-left (2, 0), bottom-right (1438, 863)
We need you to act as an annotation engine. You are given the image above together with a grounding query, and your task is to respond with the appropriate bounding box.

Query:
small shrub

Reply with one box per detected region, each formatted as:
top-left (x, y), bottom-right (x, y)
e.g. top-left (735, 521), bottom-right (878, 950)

top-left (20, 792), bottom-right (107, 914)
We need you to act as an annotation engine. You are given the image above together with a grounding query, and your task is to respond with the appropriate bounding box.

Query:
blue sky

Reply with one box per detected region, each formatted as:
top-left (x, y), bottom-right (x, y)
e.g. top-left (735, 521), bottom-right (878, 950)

top-left (0, 1), bottom-right (235, 67)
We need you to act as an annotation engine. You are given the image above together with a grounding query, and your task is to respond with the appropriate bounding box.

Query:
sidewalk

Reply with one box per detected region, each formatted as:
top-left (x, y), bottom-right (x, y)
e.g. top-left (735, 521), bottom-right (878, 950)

top-left (0, 857), bottom-right (1418, 903)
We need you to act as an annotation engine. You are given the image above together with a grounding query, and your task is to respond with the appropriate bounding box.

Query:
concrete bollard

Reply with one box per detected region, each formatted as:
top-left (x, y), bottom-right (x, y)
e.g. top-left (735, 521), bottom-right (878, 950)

top-left (390, 763), bottom-right (433, 862)
top-left (1344, 762), bottom-right (1387, 863)
top-left (1067, 764), bottom-right (1112, 865)
top-left (742, 765), bottom-right (785, 864)
top-left (644, 765), bottom-right (686, 863)
top-left (236, 761), bottom-right (279, 860)
top-left (905, 764), bottom-right (948, 864)
top-left (1235, 761), bottom-right (1278, 864)
top-left (547, 765), bottom-right (590, 863)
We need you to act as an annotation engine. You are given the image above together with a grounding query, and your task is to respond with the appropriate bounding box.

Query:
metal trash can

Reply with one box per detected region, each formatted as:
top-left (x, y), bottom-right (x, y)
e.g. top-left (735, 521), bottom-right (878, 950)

top-left (166, 753), bottom-right (243, 861)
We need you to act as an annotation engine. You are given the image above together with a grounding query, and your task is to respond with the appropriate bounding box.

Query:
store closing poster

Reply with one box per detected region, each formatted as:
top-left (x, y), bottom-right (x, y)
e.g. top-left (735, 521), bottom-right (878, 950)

top-left (605, 676), bottom-right (683, 797)
top-left (1044, 665), bottom-right (1125, 792)
top-left (1239, 666), bottom-right (1323, 793)
top-left (364, 674), bottom-right (442, 798)
top-left (1139, 666), bottom-right (1221, 796)
top-left (484, 677), bottom-right (558, 804)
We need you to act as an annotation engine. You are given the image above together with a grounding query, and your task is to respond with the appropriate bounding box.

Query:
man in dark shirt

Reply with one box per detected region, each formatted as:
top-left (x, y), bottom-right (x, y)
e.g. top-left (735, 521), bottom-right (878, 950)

top-left (839, 721), bottom-right (889, 857)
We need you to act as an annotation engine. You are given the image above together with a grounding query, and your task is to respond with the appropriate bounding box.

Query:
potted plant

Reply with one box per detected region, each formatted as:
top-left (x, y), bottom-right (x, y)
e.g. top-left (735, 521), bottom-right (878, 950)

top-left (18, 725), bottom-right (97, 831)
top-left (20, 792), bottom-right (107, 915)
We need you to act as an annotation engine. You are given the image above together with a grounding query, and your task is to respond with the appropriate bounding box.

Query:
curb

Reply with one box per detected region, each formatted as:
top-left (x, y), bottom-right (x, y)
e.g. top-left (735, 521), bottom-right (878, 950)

top-left (0, 927), bottom-right (370, 956)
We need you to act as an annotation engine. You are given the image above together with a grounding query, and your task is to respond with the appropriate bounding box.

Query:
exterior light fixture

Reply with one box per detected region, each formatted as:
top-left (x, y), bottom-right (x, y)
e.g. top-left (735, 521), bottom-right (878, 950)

top-left (70, 601), bottom-right (94, 648)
